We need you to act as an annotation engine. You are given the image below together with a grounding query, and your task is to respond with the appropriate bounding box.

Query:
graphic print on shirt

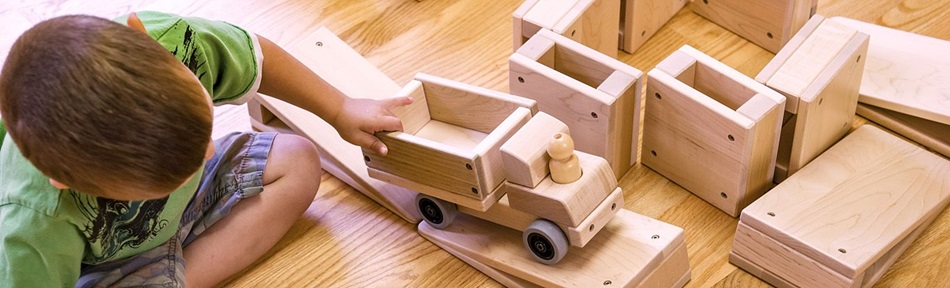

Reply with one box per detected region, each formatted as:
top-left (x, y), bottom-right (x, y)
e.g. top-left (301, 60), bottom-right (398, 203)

top-left (169, 24), bottom-right (207, 81)
top-left (71, 191), bottom-right (169, 262)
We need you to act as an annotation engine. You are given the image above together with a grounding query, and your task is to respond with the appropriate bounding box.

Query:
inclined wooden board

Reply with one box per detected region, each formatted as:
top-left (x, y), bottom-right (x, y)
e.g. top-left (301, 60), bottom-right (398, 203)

top-left (856, 104), bottom-right (949, 158)
top-left (418, 209), bottom-right (691, 287)
top-left (249, 27), bottom-right (420, 223)
top-left (832, 17), bottom-right (950, 126)
top-left (621, 0), bottom-right (687, 53)
top-left (735, 125), bottom-right (950, 287)
top-left (691, 0), bottom-right (817, 53)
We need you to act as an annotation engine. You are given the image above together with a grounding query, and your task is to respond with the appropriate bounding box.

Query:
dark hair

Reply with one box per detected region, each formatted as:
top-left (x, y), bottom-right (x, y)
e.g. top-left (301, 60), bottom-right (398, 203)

top-left (0, 15), bottom-right (212, 198)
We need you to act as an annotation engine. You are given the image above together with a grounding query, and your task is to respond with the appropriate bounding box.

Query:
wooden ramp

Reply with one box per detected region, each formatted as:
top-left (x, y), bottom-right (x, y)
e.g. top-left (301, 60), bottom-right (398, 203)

top-left (730, 125), bottom-right (950, 287)
top-left (248, 28), bottom-right (421, 223)
top-left (419, 209), bottom-right (691, 288)
top-left (832, 17), bottom-right (950, 159)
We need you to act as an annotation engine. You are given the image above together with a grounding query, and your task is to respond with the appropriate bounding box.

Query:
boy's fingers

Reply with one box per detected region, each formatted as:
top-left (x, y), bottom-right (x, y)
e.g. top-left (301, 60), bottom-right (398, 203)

top-left (376, 115), bottom-right (403, 132)
top-left (384, 96), bottom-right (413, 109)
top-left (127, 12), bottom-right (148, 33)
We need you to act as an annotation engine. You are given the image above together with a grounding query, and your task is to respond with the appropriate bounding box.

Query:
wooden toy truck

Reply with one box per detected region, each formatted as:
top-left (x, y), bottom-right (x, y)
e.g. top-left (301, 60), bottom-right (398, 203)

top-left (362, 74), bottom-right (623, 265)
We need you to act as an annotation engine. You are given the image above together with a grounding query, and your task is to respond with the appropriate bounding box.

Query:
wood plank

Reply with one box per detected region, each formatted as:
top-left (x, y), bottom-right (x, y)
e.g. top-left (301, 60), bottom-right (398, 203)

top-left (249, 27), bottom-right (421, 222)
top-left (735, 125), bottom-right (950, 287)
top-left (856, 104), bottom-right (949, 158)
top-left (833, 17), bottom-right (950, 126)
top-left (418, 209), bottom-right (690, 287)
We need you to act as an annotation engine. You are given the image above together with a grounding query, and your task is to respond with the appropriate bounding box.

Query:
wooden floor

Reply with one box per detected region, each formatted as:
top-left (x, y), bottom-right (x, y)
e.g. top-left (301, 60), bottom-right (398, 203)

top-left (2, 0), bottom-right (949, 287)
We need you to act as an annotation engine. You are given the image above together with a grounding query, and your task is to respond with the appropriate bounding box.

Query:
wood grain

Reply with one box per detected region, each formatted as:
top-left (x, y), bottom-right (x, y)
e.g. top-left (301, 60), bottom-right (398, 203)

top-left (2, 0), bottom-right (948, 287)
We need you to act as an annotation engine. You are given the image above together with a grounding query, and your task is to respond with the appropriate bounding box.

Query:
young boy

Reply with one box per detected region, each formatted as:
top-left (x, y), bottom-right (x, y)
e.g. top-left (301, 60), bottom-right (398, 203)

top-left (0, 11), bottom-right (411, 287)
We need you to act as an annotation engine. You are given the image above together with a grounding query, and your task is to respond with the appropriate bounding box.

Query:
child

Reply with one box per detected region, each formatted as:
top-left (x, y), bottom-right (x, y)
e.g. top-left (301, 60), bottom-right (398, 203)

top-left (0, 11), bottom-right (411, 287)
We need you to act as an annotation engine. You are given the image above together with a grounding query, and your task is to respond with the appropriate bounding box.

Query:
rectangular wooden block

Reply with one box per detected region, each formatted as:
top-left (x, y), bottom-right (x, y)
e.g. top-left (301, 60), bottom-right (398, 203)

top-left (510, 28), bottom-right (643, 179)
top-left (620, 0), bottom-right (687, 53)
top-left (419, 209), bottom-right (691, 287)
top-left (499, 112), bottom-right (570, 188)
top-left (505, 151), bottom-right (617, 227)
top-left (642, 45), bottom-right (785, 217)
top-left (247, 27), bottom-right (421, 222)
top-left (690, 0), bottom-right (817, 53)
top-left (513, 0), bottom-right (620, 57)
top-left (732, 125), bottom-right (950, 288)
top-left (363, 75), bottom-right (536, 202)
top-left (756, 15), bottom-right (869, 181)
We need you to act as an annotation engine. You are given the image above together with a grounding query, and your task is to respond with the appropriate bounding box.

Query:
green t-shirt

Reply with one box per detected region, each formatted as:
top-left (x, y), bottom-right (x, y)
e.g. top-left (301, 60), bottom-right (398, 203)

top-left (0, 11), bottom-right (262, 287)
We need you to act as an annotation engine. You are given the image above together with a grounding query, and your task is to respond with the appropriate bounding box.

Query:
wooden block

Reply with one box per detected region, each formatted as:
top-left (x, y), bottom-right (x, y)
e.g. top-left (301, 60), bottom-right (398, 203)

top-left (247, 27), bottom-right (421, 223)
top-left (756, 15), bottom-right (870, 181)
top-left (620, 0), bottom-right (688, 53)
top-left (857, 104), bottom-right (949, 159)
top-left (505, 152), bottom-right (617, 227)
top-left (418, 209), bottom-right (691, 287)
top-left (513, 0), bottom-right (620, 57)
top-left (500, 112), bottom-right (571, 188)
top-left (642, 45), bottom-right (785, 217)
top-left (832, 17), bottom-right (950, 126)
top-left (510, 29), bottom-right (643, 179)
top-left (690, 0), bottom-right (817, 53)
top-left (731, 125), bottom-right (950, 288)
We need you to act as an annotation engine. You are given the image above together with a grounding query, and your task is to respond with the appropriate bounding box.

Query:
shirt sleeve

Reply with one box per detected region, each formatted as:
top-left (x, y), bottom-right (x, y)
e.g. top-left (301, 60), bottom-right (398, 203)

top-left (0, 204), bottom-right (85, 287)
top-left (115, 11), bottom-right (264, 105)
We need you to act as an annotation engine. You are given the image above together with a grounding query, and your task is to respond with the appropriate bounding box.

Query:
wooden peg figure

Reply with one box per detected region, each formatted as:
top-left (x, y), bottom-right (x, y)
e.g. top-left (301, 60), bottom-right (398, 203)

top-left (547, 133), bottom-right (582, 183)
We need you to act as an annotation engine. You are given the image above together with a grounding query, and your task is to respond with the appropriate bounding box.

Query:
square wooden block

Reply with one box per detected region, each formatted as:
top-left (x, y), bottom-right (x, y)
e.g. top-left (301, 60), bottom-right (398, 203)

top-left (756, 15), bottom-right (869, 182)
top-left (510, 28), bottom-right (643, 179)
top-left (642, 45), bottom-right (785, 217)
top-left (621, 0), bottom-right (687, 53)
top-left (363, 73), bottom-right (538, 212)
top-left (513, 0), bottom-right (620, 57)
top-left (691, 0), bottom-right (817, 53)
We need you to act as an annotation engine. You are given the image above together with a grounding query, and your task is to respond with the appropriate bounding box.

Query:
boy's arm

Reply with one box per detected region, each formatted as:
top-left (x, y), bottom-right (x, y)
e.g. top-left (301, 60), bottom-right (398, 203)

top-left (255, 36), bottom-right (412, 155)
top-left (0, 205), bottom-right (84, 287)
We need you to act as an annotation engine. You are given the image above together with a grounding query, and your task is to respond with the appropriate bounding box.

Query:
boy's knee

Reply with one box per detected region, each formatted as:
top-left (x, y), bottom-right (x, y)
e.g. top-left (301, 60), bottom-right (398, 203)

top-left (265, 134), bottom-right (322, 184)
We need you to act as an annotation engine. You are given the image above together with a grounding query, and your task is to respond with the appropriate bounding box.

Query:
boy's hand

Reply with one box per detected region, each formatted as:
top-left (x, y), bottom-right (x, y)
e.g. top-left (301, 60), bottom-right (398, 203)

top-left (332, 97), bottom-right (413, 156)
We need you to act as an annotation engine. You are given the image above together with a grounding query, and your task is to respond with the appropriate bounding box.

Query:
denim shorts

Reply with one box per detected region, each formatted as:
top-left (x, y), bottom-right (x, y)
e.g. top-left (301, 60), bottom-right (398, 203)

top-left (75, 131), bottom-right (277, 287)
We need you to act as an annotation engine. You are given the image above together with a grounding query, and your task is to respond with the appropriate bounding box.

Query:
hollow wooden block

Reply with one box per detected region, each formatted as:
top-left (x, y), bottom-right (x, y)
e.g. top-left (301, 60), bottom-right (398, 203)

top-left (500, 112), bottom-right (570, 188)
top-left (363, 73), bottom-right (538, 212)
top-left (756, 15), bottom-right (869, 182)
top-left (510, 29), bottom-right (643, 179)
top-left (419, 208), bottom-right (691, 287)
top-left (730, 125), bottom-right (950, 288)
top-left (505, 151), bottom-right (617, 227)
top-left (513, 0), bottom-right (620, 57)
top-left (690, 0), bottom-right (817, 53)
top-left (247, 27), bottom-right (421, 222)
top-left (642, 45), bottom-right (785, 217)
top-left (620, 0), bottom-right (687, 53)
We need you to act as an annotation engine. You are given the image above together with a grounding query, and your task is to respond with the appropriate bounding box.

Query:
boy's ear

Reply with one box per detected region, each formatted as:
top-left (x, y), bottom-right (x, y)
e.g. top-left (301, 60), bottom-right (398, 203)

top-left (49, 178), bottom-right (70, 190)
top-left (127, 12), bottom-right (147, 34)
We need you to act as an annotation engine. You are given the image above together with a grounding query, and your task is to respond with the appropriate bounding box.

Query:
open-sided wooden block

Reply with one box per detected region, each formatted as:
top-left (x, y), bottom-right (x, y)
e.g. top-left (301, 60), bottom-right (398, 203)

top-left (832, 17), bottom-right (950, 159)
top-left (419, 208), bottom-right (691, 287)
top-left (510, 28), bottom-right (642, 179)
top-left (513, 0), bottom-right (619, 58)
top-left (690, 0), bottom-right (817, 53)
top-left (756, 15), bottom-right (869, 182)
top-left (247, 27), bottom-right (421, 222)
top-left (642, 45), bottom-right (785, 217)
top-left (620, 0), bottom-right (687, 53)
top-left (363, 73), bottom-right (538, 212)
top-left (730, 125), bottom-right (950, 288)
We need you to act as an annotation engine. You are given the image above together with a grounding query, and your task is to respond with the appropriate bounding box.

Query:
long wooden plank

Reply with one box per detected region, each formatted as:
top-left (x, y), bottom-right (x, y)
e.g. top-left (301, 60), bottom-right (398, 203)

top-left (735, 125), bottom-right (950, 286)
top-left (832, 17), bottom-right (950, 126)
top-left (249, 28), bottom-right (421, 222)
top-left (856, 104), bottom-right (949, 158)
top-left (418, 209), bottom-right (690, 287)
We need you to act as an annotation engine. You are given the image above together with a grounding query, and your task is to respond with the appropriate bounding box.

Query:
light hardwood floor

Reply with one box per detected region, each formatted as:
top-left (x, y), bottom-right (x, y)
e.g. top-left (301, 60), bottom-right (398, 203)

top-left (1, 0), bottom-right (948, 287)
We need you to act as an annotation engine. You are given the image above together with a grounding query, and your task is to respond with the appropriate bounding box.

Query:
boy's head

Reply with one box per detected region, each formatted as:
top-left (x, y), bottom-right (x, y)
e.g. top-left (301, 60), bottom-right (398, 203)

top-left (0, 15), bottom-right (213, 200)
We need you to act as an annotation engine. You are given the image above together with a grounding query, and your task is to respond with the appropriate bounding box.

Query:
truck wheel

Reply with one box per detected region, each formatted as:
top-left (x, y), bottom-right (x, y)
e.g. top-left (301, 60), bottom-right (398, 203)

top-left (416, 194), bottom-right (458, 229)
top-left (523, 219), bottom-right (569, 265)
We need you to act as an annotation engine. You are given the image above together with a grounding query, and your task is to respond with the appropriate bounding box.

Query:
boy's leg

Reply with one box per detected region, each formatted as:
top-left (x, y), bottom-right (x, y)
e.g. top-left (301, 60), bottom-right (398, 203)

top-left (183, 134), bottom-right (321, 287)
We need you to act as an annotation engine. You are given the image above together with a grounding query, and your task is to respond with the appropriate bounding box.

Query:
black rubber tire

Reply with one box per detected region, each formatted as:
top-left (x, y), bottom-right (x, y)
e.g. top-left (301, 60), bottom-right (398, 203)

top-left (522, 219), bottom-right (569, 265)
top-left (416, 194), bottom-right (458, 229)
